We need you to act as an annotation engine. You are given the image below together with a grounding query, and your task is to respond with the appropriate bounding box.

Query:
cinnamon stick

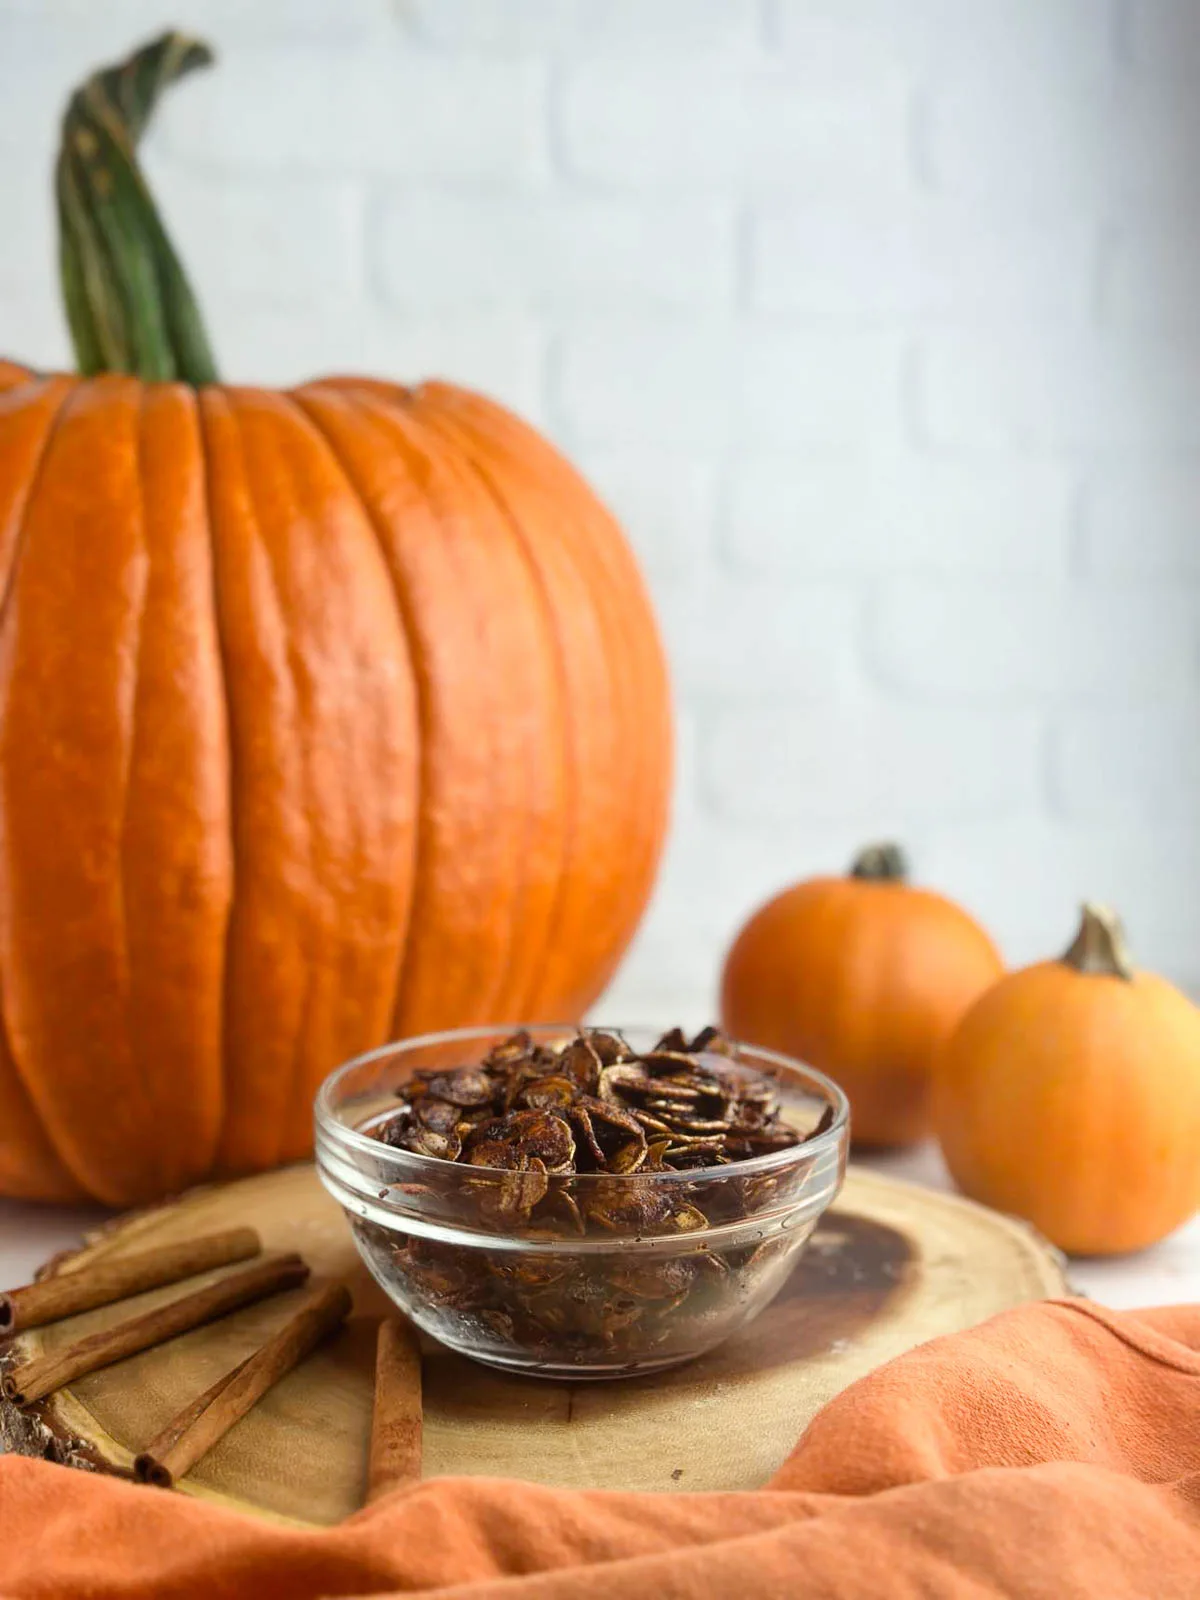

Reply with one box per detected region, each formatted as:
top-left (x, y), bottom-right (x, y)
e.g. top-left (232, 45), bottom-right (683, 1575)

top-left (366, 1316), bottom-right (423, 1503)
top-left (135, 1281), bottom-right (351, 1488)
top-left (131, 1357), bottom-right (251, 1479)
top-left (0, 1228), bottom-right (261, 1336)
top-left (1, 1253), bottom-right (309, 1407)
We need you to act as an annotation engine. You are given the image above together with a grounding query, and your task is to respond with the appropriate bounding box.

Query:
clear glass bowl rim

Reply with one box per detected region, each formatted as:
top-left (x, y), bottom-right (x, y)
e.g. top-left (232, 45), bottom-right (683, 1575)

top-left (314, 1021), bottom-right (850, 1190)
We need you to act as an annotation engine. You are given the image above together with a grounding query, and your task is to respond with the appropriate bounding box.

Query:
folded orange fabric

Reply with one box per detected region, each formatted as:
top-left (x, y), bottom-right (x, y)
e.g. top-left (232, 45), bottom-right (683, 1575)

top-left (1, 1298), bottom-right (1198, 1599)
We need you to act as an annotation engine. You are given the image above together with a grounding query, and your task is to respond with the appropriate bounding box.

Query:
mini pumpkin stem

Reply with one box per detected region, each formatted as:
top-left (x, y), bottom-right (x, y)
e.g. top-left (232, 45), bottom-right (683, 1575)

top-left (849, 842), bottom-right (908, 882)
top-left (57, 32), bottom-right (218, 384)
top-left (1061, 903), bottom-right (1134, 980)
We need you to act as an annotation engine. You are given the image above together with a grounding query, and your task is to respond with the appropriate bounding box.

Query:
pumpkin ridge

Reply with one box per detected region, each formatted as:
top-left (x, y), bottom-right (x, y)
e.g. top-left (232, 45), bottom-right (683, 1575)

top-left (114, 380), bottom-right (165, 1190)
top-left (0, 362), bottom-right (35, 394)
top-left (421, 387), bottom-right (668, 1015)
top-left (212, 388), bottom-right (417, 1170)
top-left (406, 400), bottom-right (584, 1020)
top-left (287, 387), bottom-right (426, 1028)
top-left (236, 393), bottom-right (336, 1172)
top-left (221, 393), bottom-right (322, 1174)
top-left (121, 384), bottom-right (230, 1193)
top-left (0, 378), bottom-right (99, 1195)
top-left (296, 382), bottom-right (546, 1027)
top-left (473, 396), bottom-right (668, 1012)
top-left (0, 1019), bottom-right (84, 1199)
top-left (428, 385), bottom-right (672, 998)
top-left (0, 378), bottom-right (166, 1200)
top-left (461, 429), bottom-right (634, 1014)
top-left (193, 388), bottom-right (237, 1179)
top-left (196, 388), bottom-right (252, 1175)
top-left (0, 379), bottom-right (78, 630)
top-left (413, 406), bottom-right (575, 1023)
top-left (200, 389), bottom-right (323, 1174)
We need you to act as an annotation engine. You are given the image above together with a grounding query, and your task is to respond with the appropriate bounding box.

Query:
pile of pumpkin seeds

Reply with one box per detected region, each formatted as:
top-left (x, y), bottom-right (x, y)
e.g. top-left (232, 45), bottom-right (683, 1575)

top-left (377, 1026), bottom-right (811, 1187)
top-left (366, 1029), bottom-right (834, 1368)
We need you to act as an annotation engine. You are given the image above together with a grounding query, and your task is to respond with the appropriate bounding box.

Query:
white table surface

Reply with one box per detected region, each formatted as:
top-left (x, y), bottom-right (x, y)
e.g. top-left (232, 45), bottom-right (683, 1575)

top-left (0, 1142), bottom-right (1196, 1310)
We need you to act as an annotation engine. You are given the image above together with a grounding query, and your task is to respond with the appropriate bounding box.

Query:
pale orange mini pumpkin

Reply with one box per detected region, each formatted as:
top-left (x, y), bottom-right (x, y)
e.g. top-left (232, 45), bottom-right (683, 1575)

top-left (720, 844), bottom-right (1003, 1147)
top-left (934, 904), bottom-right (1200, 1256)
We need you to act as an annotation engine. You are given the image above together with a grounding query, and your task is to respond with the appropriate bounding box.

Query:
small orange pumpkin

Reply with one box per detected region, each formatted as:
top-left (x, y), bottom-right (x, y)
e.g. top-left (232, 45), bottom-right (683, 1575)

top-left (933, 904), bottom-right (1200, 1255)
top-left (720, 844), bottom-right (1003, 1147)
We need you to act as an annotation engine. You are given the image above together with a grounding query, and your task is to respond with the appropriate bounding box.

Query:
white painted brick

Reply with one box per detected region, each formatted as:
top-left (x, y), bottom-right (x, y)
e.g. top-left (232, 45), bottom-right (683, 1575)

top-left (0, 162), bottom-right (53, 294)
top-left (559, 61), bottom-right (910, 193)
top-left (599, 805), bottom-right (947, 1021)
top-left (920, 821), bottom-right (1200, 975)
top-left (145, 160), bottom-right (363, 304)
top-left (703, 705), bottom-right (1043, 824)
top-left (406, 0), bottom-right (764, 55)
top-left (570, 448), bottom-right (718, 580)
top-left (593, 824), bottom-right (733, 1026)
top-left (156, 46), bottom-right (547, 178)
top-left (654, 578), bottom-right (861, 699)
top-left (0, 33), bottom-right (89, 154)
top-left (556, 322), bottom-right (904, 447)
top-left (1051, 708), bottom-right (1200, 823)
top-left (210, 306), bottom-right (545, 424)
top-left (0, 0), bottom-right (391, 40)
top-left (619, 810), bottom-right (860, 942)
top-left (1125, 0), bottom-right (1200, 74)
top-left (0, 15), bottom-right (395, 189)
top-left (725, 454), bottom-right (1074, 577)
top-left (0, 49), bottom-right (361, 297)
top-left (595, 834), bottom-right (798, 1028)
top-left (1101, 225), bottom-right (1200, 330)
top-left (773, 0), bottom-right (1116, 82)
top-left (751, 206), bottom-right (1096, 320)
top-left (1078, 465), bottom-right (1200, 577)
top-left (374, 193), bottom-right (733, 310)
top-left (631, 813), bottom-right (1192, 988)
top-left (873, 583), bottom-right (1200, 702)
top-left (596, 927), bottom-right (716, 1032)
top-left (917, 332), bottom-right (1200, 451)
top-left (667, 706), bottom-right (702, 828)
top-left (0, 294), bottom-right (72, 373)
top-left (926, 79), bottom-right (1200, 205)
top-left (914, 823), bottom-right (1082, 965)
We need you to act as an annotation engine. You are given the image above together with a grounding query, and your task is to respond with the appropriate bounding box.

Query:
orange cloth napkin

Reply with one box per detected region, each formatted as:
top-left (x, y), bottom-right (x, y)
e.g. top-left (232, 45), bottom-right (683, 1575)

top-left (1, 1297), bottom-right (1198, 1599)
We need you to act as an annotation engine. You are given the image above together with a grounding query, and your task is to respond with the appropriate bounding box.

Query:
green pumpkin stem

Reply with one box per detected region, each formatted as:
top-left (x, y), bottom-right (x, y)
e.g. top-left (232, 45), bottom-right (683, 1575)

top-left (849, 842), bottom-right (908, 883)
top-left (57, 33), bottom-right (218, 384)
top-left (1061, 903), bottom-right (1134, 980)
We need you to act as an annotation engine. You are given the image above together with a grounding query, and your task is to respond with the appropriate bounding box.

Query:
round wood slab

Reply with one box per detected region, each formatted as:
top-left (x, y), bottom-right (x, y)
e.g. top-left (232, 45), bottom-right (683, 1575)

top-left (0, 1163), bottom-right (1068, 1526)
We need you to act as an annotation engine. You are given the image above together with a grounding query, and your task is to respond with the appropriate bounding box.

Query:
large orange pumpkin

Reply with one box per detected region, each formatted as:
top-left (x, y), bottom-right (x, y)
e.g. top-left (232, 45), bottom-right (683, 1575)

top-left (0, 37), bottom-right (671, 1205)
top-left (934, 904), bottom-right (1200, 1255)
top-left (720, 843), bottom-right (1003, 1147)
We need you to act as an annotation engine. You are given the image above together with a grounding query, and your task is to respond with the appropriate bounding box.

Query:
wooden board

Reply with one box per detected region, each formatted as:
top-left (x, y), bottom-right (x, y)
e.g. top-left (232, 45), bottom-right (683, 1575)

top-left (0, 1163), bottom-right (1068, 1526)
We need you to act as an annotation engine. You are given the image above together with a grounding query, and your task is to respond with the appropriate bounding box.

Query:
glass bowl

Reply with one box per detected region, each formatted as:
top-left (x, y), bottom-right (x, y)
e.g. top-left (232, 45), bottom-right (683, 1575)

top-left (315, 1025), bottom-right (848, 1380)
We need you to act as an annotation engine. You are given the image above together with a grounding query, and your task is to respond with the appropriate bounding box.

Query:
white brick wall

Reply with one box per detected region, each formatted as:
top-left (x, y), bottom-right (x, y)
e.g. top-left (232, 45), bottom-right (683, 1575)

top-left (374, 194), bottom-right (734, 309)
top-left (555, 323), bottom-right (906, 446)
top-left (558, 59), bottom-right (911, 194)
top-left (2, 0), bottom-right (1198, 1024)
